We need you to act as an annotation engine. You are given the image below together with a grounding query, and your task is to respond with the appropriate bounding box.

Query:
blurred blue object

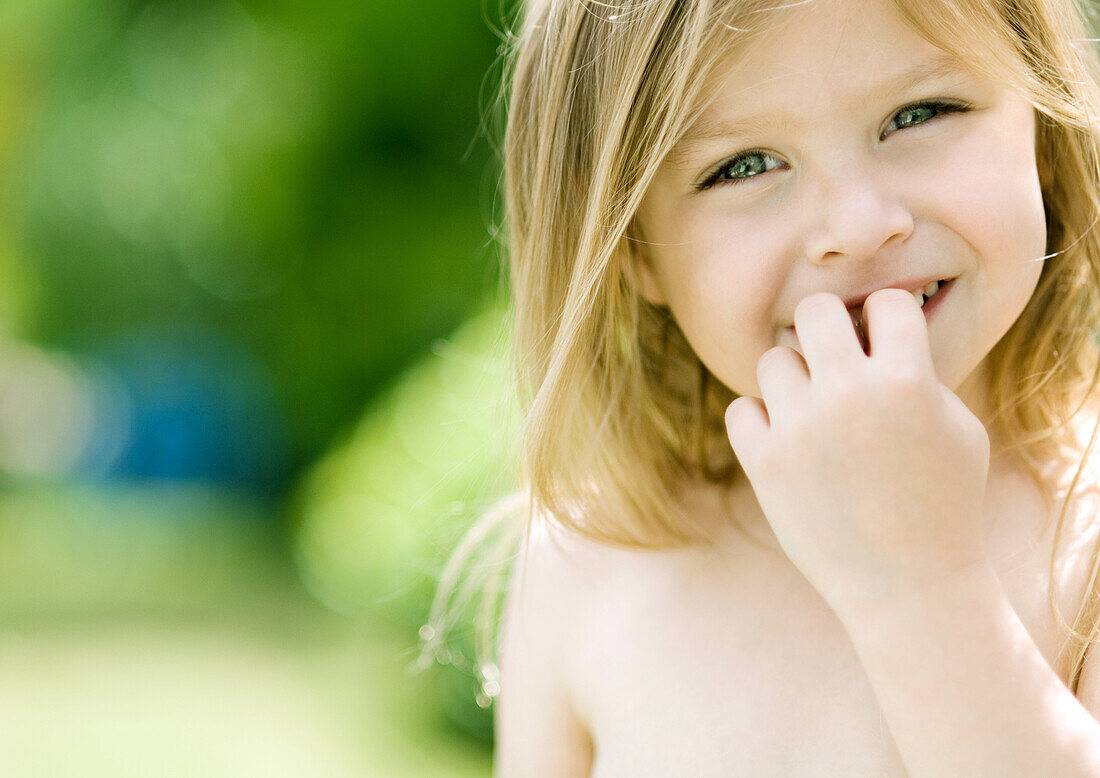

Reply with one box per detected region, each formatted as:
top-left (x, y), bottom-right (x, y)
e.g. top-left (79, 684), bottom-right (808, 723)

top-left (79, 324), bottom-right (289, 499)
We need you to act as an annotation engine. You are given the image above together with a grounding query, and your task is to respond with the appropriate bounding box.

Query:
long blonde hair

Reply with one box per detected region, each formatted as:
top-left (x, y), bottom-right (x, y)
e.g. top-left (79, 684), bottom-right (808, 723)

top-left (423, 0), bottom-right (1100, 701)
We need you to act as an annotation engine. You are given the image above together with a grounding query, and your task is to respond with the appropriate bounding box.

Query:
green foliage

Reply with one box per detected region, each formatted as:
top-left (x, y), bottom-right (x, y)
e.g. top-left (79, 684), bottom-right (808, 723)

top-left (291, 297), bottom-right (518, 742)
top-left (292, 297), bottom-right (517, 620)
top-left (0, 0), bottom-right (522, 761)
top-left (0, 480), bottom-right (288, 614)
top-left (13, 0), bottom-right (513, 467)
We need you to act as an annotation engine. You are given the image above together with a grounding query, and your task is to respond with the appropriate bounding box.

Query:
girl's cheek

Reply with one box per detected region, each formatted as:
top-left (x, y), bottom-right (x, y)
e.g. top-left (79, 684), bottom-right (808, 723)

top-left (693, 216), bottom-right (791, 309)
top-left (939, 147), bottom-right (1044, 259)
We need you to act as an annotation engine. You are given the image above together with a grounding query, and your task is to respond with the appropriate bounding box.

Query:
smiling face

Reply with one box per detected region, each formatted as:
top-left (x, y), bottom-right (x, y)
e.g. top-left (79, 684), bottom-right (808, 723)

top-left (632, 0), bottom-right (1047, 412)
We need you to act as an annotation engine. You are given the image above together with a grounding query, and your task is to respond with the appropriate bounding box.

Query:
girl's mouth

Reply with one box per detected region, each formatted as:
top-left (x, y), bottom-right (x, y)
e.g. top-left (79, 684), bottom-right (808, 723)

top-left (851, 277), bottom-right (954, 330)
top-left (849, 277), bottom-right (954, 353)
top-left (916, 276), bottom-right (954, 324)
top-left (781, 277), bottom-right (957, 351)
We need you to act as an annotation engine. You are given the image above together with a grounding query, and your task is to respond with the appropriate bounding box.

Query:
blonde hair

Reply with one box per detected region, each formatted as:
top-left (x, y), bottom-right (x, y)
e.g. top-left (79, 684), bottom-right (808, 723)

top-left (422, 0), bottom-right (1100, 702)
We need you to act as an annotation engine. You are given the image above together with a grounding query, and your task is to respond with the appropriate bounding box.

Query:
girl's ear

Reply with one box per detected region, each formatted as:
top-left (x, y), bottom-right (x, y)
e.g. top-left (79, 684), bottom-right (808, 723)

top-left (627, 228), bottom-right (669, 307)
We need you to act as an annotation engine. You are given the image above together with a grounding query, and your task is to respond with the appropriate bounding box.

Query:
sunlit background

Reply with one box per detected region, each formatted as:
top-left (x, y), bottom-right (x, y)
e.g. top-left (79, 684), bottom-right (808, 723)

top-left (0, 0), bottom-right (518, 774)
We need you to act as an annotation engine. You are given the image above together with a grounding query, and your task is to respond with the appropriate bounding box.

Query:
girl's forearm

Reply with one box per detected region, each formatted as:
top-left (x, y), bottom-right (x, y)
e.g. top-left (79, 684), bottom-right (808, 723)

top-left (835, 562), bottom-right (1100, 778)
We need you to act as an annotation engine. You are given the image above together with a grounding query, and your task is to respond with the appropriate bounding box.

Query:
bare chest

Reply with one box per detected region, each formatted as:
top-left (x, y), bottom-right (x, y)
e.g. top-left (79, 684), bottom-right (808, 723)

top-left (568, 473), bottom-right (1093, 777)
top-left (576, 564), bottom-right (909, 777)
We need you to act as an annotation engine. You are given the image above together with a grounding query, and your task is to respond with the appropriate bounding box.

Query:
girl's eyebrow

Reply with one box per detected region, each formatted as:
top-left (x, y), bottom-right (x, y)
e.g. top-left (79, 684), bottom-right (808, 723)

top-left (665, 53), bottom-right (972, 168)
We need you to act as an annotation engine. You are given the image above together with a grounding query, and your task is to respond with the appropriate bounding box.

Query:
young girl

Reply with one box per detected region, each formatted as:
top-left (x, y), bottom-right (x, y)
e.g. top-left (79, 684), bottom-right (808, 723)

top-left (422, 0), bottom-right (1100, 773)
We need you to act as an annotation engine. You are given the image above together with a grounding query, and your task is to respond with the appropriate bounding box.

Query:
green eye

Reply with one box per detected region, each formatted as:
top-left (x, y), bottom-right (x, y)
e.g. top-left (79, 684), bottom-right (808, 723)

top-left (894, 104), bottom-right (937, 129)
top-left (696, 99), bottom-right (971, 192)
top-left (882, 100), bottom-right (970, 138)
top-left (723, 153), bottom-right (770, 178)
top-left (700, 150), bottom-right (783, 190)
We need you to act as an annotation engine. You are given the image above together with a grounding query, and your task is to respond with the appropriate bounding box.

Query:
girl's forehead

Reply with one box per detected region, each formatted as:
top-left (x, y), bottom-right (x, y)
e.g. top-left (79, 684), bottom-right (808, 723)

top-left (707, 0), bottom-right (1022, 90)
top-left (680, 54), bottom-right (977, 147)
top-left (713, 0), bottom-right (958, 88)
top-left (696, 0), bottom-right (1002, 114)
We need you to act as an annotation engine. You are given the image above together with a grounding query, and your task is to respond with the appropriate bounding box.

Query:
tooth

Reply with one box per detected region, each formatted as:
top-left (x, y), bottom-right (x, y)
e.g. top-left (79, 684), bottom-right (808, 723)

top-left (923, 280), bottom-right (940, 298)
top-left (911, 289), bottom-right (924, 305)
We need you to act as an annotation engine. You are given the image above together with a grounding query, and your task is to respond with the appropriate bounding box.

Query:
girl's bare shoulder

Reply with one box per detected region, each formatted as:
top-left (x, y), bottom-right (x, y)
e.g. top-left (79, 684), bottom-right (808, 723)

top-left (505, 509), bottom-right (788, 688)
top-left (496, 517), bottom-right (678, 774)
top-left (504, 512), bottom-right (732, 669)
top-left (510, 512), bottom-right (741, 614)
top-left (506, 516), bottom-right (682, 636)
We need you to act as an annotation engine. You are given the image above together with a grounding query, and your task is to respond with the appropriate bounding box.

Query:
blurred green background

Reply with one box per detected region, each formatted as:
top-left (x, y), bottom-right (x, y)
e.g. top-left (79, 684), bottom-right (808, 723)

top-left (0, 0), bottom-right (520, 774)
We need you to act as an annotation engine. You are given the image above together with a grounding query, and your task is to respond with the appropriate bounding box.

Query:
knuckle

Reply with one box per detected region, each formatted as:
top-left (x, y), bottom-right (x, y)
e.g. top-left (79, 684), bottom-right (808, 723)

top-left (878, 366), bottom-right (929, 396)
top-left (819, 385), bottom-right (862, 421)
top-left (815, 373), bottom-right (874, 416)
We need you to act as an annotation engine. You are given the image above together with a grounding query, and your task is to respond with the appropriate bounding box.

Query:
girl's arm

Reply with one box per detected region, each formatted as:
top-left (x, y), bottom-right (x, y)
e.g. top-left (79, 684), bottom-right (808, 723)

top-left (494, 523), bottom-right (594, 777)
top-left (723, 291), bottom-right (1100, 776)
top-left (832, 561), bottom-right (1100, 778)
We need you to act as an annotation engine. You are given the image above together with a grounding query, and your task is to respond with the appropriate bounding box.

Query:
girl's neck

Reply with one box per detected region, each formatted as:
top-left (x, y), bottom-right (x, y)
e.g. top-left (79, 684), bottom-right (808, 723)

top-left (955, 358), bottom-right (1002, 451)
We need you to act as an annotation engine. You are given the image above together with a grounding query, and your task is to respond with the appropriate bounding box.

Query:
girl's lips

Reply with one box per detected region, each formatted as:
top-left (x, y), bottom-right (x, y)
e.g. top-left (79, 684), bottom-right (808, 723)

top-left (779, 277), bottom-right (956, 348)
top-left (919, 276), bottom-right (954, 324)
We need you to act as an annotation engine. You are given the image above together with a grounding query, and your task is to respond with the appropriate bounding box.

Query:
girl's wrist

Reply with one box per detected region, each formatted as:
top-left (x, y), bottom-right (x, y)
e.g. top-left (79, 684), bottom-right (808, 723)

top-left (823, 556), bottom-right (1002, 639)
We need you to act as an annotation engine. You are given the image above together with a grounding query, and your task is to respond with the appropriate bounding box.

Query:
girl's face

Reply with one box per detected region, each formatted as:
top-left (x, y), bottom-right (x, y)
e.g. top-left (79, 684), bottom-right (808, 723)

top-left (633, 0), bottom-right (1047, 407)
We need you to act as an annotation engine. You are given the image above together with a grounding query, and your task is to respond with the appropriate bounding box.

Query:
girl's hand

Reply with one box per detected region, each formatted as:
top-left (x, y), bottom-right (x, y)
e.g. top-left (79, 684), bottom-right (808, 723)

top-left (724, 289), bottom-right (992, 615)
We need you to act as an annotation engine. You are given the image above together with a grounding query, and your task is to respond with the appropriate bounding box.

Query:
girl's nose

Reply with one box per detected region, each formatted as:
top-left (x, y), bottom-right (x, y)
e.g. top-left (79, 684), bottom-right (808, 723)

top-left (800, 163), bottom-right (914, 265)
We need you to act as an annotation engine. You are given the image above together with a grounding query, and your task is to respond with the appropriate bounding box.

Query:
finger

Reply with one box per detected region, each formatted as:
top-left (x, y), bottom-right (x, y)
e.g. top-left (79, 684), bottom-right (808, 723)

top-left (861, 288), bottom-right (935, 374)
top-left (724, 394), bottom-right (770, 465)
top-left (754, 345), bottom-right (809, 422)
top-left (791, 292), bottom-right (865, 378)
